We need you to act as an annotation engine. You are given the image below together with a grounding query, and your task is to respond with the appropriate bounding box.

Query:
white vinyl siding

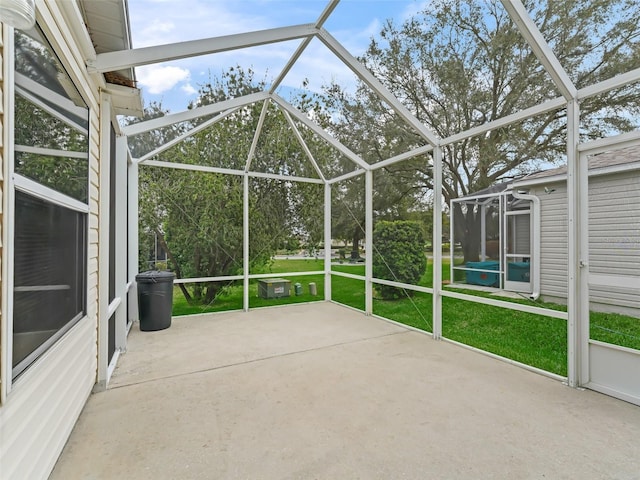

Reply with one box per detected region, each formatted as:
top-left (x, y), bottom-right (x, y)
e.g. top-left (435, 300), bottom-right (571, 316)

top-left (530, 169), bottom-right (640, 313)
top-left (0, 318), bottom-right (96, 479)
top-left (0, 1), bottom-right (103, 478)
top-left (588, 172), bottom-right (640, 310)
top-left (531, 182), bottom-right (569, 299)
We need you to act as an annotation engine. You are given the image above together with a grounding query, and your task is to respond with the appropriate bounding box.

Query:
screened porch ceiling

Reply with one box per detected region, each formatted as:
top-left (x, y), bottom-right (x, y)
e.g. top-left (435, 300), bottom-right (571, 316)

top-left (85, 0), bottom-right (640, 184)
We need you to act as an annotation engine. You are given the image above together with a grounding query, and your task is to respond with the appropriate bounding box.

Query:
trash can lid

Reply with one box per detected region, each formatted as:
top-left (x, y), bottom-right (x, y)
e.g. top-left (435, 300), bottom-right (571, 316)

top-left (135, 270), bottom-right (176, 283)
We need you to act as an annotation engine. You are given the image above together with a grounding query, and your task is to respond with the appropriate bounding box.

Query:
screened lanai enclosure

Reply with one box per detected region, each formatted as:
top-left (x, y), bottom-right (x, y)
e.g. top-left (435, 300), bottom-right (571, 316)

top-left (4, 2), bottom-right (640, 478)
top-left (104, 0), bottom-right (640, 406)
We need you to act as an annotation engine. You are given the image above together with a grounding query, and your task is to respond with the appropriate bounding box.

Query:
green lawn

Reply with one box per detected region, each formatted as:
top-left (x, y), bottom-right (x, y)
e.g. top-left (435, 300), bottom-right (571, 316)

top-left (170, 258), bottom-right (640, 377)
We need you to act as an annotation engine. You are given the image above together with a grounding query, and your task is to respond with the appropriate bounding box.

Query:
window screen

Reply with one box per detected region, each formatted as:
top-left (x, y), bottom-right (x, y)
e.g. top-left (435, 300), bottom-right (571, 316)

top-left (13, 192), bottom-right (86, 376)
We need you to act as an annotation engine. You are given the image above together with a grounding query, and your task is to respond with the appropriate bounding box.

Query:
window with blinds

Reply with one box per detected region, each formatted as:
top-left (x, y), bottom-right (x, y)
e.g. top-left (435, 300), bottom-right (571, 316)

top-left (11, 27), bottom-right (89, 378)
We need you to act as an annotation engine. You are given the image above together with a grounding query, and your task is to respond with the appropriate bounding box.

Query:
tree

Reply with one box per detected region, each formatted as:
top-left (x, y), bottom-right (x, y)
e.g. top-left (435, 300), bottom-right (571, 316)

top-left (325, 0), bottom-right (640, 262)
top-left (373, 221), bottom-right (426, 299)
top-left (131, 67), bottom-right (324, 305)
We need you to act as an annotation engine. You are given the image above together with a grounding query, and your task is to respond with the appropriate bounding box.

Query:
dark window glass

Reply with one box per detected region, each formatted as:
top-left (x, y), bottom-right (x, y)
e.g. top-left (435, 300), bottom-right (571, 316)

top-left (13, 192), bottom-right (86, 377)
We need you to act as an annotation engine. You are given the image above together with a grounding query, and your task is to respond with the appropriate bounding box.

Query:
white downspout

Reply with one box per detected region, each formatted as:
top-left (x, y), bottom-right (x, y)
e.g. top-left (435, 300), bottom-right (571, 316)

top-left (512, 190), bottom-right (541, 300)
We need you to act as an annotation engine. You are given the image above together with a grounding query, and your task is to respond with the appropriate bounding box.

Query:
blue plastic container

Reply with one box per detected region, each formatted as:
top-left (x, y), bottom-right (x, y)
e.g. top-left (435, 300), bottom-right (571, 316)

top-left (465, 261), bottom-right (500, 287)
top-left (507, 262), bottom-right (530, 282)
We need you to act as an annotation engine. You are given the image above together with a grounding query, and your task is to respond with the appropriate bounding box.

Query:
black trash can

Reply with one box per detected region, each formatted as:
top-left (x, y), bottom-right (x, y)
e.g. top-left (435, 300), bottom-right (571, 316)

top-left (136, 270), bottom-right (175, 331)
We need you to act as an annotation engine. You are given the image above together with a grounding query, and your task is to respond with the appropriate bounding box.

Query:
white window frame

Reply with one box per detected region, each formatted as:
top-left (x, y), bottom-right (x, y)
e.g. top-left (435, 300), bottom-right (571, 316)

top-left (1, 26), bottom-right (91, 399)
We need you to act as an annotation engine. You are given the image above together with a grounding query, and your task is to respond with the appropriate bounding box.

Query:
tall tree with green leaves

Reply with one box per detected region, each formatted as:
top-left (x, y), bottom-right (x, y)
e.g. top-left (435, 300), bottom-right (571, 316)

top-left (325, 0), bottom-right (640, 262)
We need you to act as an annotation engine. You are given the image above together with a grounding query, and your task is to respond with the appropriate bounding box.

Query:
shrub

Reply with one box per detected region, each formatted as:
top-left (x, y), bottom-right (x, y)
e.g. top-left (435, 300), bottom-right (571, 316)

top-left (373, 221), bottom-right (426, 300)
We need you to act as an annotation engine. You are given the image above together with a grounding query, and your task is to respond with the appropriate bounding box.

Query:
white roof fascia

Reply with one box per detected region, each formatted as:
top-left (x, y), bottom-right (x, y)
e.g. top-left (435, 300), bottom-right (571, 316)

top-left (137, 107), bottom-right (241, 164)
top-left (501, 0), bottom-right (577, 101)
top-left (58, 0), bottom-right (99, 66)
top-left (442, 96), bottom-right (566, 146)
top-left (316, 29), bottom-right (439, 146)
top-left (370, 144), bottom-right (434, 171)
top-left (245, 100), bottom-right (270, 172)
top-left (88, 23), bottom-right (317, 73)
top-left (269, 0), bottom-right (340, 93)
top-left (103, 83), bottom-right (144, 117)
top-left (451, 190), bottom-right (508, 203)
top-left (513, 163), bottom-right (640, 188)
top-left (123, 91), bottom-right (269, 136)
top-left (578, 66), bottom-right (640, 101)
top-left (281, 110), bottom-right (327, 182)
top-left (271, 93), bottom-right (370, 171)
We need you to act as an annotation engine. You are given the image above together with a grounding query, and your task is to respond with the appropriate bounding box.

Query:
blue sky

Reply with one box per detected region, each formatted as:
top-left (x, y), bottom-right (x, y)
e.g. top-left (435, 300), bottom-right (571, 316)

top-left (128, 0), bottom-right (427, 112)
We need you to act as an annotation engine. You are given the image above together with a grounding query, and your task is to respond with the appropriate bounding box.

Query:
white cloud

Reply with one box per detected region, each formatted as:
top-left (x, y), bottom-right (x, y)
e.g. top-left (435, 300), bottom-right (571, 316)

top-left (137, 65), bottom-right (191, 94)
top-left (181, 83), bottom-right (197, 95)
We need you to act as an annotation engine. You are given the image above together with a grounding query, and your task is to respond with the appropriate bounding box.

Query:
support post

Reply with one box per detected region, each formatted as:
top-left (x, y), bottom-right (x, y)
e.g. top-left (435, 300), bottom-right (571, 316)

top-left (243, 174), bottom-right (250, 312)
top-left (127, 154), bottom-right (139, 326)
top-left (432, 146), bottom-right (443, 339)
top-left (324, 182), bottom-right (332, 301)
top-left (365, 169), bottom-right (373, 315)
top-left (96, 92), bottom-right (111, 390)
top-left (114, 135), bottom-right (128, 352)
top-left (566, 99), bottom-right (587, 387)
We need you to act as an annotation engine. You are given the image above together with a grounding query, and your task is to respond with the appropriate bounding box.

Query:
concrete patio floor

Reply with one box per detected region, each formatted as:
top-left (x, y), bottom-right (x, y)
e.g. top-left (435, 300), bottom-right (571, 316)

top-left (50, 302), bottom-right (640, 479)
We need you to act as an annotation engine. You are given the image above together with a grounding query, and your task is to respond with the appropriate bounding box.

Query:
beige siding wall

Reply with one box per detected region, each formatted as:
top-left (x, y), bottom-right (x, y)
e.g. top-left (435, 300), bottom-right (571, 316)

top-left (530, 169), bottom-right (640, 314)
top-left (0, 1), bottom-right (103, 478)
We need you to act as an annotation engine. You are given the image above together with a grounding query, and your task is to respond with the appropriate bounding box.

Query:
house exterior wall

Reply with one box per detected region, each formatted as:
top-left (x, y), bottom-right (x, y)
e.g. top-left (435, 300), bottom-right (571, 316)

top-left (528, 169), bottom-right (640, 316)
top-left (530, 181), bottom-right (569, 300)
top-left (0, 1), bottom-right (103, 478)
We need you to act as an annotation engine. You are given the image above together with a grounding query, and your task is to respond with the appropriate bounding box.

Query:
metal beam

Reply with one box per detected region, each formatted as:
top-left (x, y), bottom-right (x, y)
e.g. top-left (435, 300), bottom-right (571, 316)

top-left (88, 23), bottom-right (318, 72)
top-left (365, 169), bottom-right (373, 315)
top-left (142, 159), bottom-right (324, 184)
top-left (137, 107), bottom-right (241, 164)
top-left (370, 144), bottom-right (434, 171)
top-left (281, 110), bottom-right (326, 181)
top-left (269, 0), bottom-right (339, 93)
top-left (327, 168), bottom-right (366, 184)
top-left (432, 146), bottom-right (443, 340)
top-left (441, 96), bottom-right (567, 146)
top-left (578, 129), bottom-right (640, 155)
top-left (566, 99), bottom-right (585, 387)
top-left (243, 174), bottom-right (250, 311)
top-left (315, 0), bottom-right (340, 28)
top-left (324, 183), bottom-right (332, 301)
top-left (271, 93), bottom-right (370, 170)
top-left (245, 100), bottom-right (270, 172)
top-left (123, 91), bottom-right (269, 136)
top-left (316, 29), bottom-right (439, 146)
top-left (501, 0), bottom-right (577, 100)
top-left (578, 66), bottom-right (640, 100)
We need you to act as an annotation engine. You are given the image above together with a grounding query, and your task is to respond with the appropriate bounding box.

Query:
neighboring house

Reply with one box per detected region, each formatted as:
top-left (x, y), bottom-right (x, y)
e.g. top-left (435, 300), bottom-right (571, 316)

top-left (0, 2), bottom-right (142, 478)
top-left (453, 146), bottom-right (640, 317)
top-left (513, 146), bottom-right (640, 317)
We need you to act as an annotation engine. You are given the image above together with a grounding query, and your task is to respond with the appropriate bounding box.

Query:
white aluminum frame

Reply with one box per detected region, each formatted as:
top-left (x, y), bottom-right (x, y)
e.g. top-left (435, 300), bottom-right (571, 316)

top-left (110, 0), bottom-right (640, 403)
top-left (577, 134), bottom-right (640, 404)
